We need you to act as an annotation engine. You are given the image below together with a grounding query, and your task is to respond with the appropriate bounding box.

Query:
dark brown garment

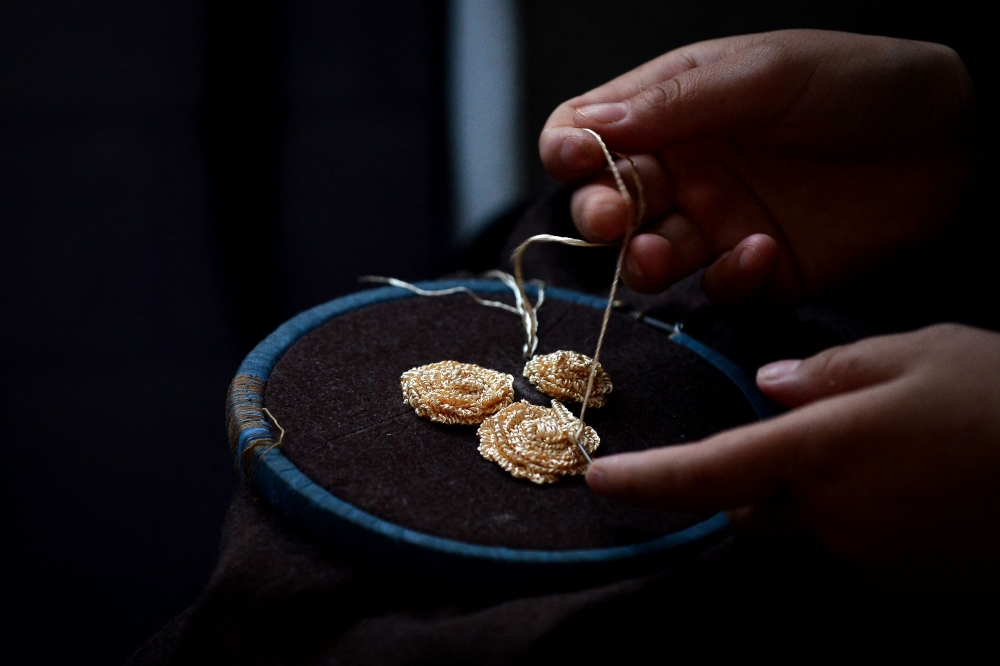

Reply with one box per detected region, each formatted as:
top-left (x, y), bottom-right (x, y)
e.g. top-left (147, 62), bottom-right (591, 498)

top-left (125, 486), bottom-right (862, 665)
top-left (131, 188), bottom-right (997, 664)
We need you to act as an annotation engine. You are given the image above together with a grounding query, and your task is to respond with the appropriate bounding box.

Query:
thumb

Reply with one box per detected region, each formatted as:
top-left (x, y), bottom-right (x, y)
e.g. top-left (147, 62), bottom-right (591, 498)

top-left (756, 336), bottom-right (910, 408)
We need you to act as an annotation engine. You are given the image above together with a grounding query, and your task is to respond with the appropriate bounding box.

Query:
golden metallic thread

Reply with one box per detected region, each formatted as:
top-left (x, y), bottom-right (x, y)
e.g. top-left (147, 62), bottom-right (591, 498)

top-left (477, 399), bottom-right (600, 484)
top-left (524, 350), bottom-right (612, 408)
top-left (509, 130), bottom-right (641, 432)
top-left (401, 360), bottom-right (515, 425)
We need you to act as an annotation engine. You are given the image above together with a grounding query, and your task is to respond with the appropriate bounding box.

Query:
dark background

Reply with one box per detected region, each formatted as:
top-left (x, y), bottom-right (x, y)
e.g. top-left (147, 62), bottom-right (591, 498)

top-left (0, 1), bottom-right (990, 663)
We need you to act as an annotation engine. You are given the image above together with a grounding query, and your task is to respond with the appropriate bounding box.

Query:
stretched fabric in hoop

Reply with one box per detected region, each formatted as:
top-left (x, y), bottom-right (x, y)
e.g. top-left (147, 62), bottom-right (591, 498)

top-left (224, 279), bottom-right (772, 583)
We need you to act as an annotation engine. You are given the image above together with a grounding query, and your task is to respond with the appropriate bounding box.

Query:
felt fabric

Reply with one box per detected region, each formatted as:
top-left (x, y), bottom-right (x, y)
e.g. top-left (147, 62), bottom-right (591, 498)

top-left (130, 485), bottom-right (989, 665)
top-left (264, 294), bottom-right (756, 551)
top-left (132, 186), bottom-right (1000, 664)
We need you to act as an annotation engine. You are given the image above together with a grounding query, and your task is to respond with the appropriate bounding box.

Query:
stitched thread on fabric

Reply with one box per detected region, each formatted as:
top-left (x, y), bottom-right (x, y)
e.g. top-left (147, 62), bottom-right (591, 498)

top-left (400, 361), bottom-right (515, 425)
top-left (524, 350), bottom-right (612, 408)
top-left (478, 400), bottom-right (600, 484)
top-left (386, 130), bottom-right (643, 480)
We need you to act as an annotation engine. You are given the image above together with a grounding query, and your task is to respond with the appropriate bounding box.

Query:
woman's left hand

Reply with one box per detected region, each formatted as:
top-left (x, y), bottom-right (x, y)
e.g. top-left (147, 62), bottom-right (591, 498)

top-left (587, 323), bottom-right (1000, 593)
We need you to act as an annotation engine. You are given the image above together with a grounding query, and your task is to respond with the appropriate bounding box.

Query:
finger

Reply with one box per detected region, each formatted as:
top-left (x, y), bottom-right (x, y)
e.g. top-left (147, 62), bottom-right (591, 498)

top-left (621, 233), bottom-right (674, 293)
top-left (661, 142), bottom-right (805, 300)
top-left (700, 234), bottom-right (780, 304)
top-left (540, 35), bottom-right (811, 180)
top-left (620, 212), bottom-right (711, 293)
top-left (571, 41), bottom-right (811, 155)
top-left (569, 155), bottom-right (673, 242)
top-left (756, 335), bottom-right (912, 408)
top-left (540, 126), bottom-right (610, 184)
top-left (540, 36), bottom-right (754, 181)
top-left (586, 388), bottom-right (883, 513)
top-left (727, 500), bottom-right (797, 538)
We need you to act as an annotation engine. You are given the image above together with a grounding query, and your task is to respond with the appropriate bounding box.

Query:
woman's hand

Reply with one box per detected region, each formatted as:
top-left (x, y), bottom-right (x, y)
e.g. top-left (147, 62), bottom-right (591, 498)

top-left (540, 30), bottom-right (979, 302)
top-left (587, 324), bottom-right (1000, 592)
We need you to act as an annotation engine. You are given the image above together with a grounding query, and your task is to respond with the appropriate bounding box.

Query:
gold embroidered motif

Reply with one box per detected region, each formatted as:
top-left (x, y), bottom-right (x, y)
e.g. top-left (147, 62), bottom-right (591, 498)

top-left (477, 399), bottom-right (599, 484)
top-left (524, 350), bottom-right (612, 408)
top-left (401, 361), bottom-right (514, 425)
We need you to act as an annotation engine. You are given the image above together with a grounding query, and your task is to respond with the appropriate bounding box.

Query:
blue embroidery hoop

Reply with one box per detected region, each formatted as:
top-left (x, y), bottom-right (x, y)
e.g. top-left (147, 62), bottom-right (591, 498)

top-left (227, 279), bottom-right (779, 583)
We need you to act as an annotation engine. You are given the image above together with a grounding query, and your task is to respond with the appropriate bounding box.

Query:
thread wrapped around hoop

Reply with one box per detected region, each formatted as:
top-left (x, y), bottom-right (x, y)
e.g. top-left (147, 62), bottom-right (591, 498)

top-left (227, 374), bottom-right (284, 478)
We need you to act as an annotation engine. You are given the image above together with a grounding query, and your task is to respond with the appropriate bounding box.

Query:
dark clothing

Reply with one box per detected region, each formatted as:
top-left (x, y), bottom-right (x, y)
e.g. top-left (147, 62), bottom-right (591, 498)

top-left (130, 189), bottom-right (999, 664)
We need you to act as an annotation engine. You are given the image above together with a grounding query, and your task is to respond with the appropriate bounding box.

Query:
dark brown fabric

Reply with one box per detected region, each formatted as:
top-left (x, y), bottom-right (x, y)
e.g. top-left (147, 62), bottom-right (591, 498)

top-left (265, 295), bottom-right (756, 550)
top-left (132, 187), bottom-right (1000, 664)
top-left (123, 486), bottom-right (855, 665)
top-left (130, 485), bottom-right (986, 665)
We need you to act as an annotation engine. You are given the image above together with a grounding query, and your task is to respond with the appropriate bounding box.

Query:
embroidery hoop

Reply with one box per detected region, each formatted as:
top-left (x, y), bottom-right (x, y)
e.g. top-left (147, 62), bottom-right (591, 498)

top-left (227, 279), bottom-right (779, 584)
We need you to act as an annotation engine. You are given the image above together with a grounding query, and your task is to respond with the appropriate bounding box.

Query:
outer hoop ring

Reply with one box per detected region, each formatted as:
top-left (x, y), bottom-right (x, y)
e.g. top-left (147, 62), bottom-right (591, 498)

top-left (227, 279), bottom-right (778, 583)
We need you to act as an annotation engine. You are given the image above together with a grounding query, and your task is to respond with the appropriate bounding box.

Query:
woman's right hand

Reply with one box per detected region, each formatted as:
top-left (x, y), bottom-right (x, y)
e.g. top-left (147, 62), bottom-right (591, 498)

top-left (539, 30), bottom-right (980, 302)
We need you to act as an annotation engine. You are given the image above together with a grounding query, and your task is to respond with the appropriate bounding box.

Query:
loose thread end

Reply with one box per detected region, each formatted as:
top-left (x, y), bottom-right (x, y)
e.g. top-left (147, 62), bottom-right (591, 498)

top-left (241, 407), bottom-right (286, 480)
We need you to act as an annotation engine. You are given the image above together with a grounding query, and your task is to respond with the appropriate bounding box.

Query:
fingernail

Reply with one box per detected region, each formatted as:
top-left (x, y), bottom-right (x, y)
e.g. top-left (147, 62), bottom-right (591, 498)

top-left (756, 359), bottom-right (801, 383)
top-left (576, 102), bottom-right (628, 124)
top-left (559, 130), bottom-right (591, 168)
top-left (586, 464), bottom-right (609, 493)
top-left (625, 251), bottom-right (645, 280)
top-left (737, 244), bottom-right (762, 272)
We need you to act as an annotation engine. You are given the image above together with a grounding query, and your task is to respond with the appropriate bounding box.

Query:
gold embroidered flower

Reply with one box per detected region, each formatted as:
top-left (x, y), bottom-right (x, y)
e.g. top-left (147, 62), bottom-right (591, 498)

top-left (477, 399), bottom-right (599, 484)
top-left (401, 361), bottom-right (514, 425)
top-left (523, 350), bottom-right (612, 408)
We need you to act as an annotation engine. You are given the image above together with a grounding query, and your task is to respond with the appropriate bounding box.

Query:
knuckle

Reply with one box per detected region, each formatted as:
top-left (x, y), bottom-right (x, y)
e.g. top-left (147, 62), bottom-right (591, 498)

top-left (923, 322), bottom-right (963, 339)
top-left (803, 334), bottom-right (913, 389)
top-left (637, 79), bottom-right (681, 114)
top-left (677, 459), bottom-right (718, 507)
top-left (804, 345), bottom-right (862, 386)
